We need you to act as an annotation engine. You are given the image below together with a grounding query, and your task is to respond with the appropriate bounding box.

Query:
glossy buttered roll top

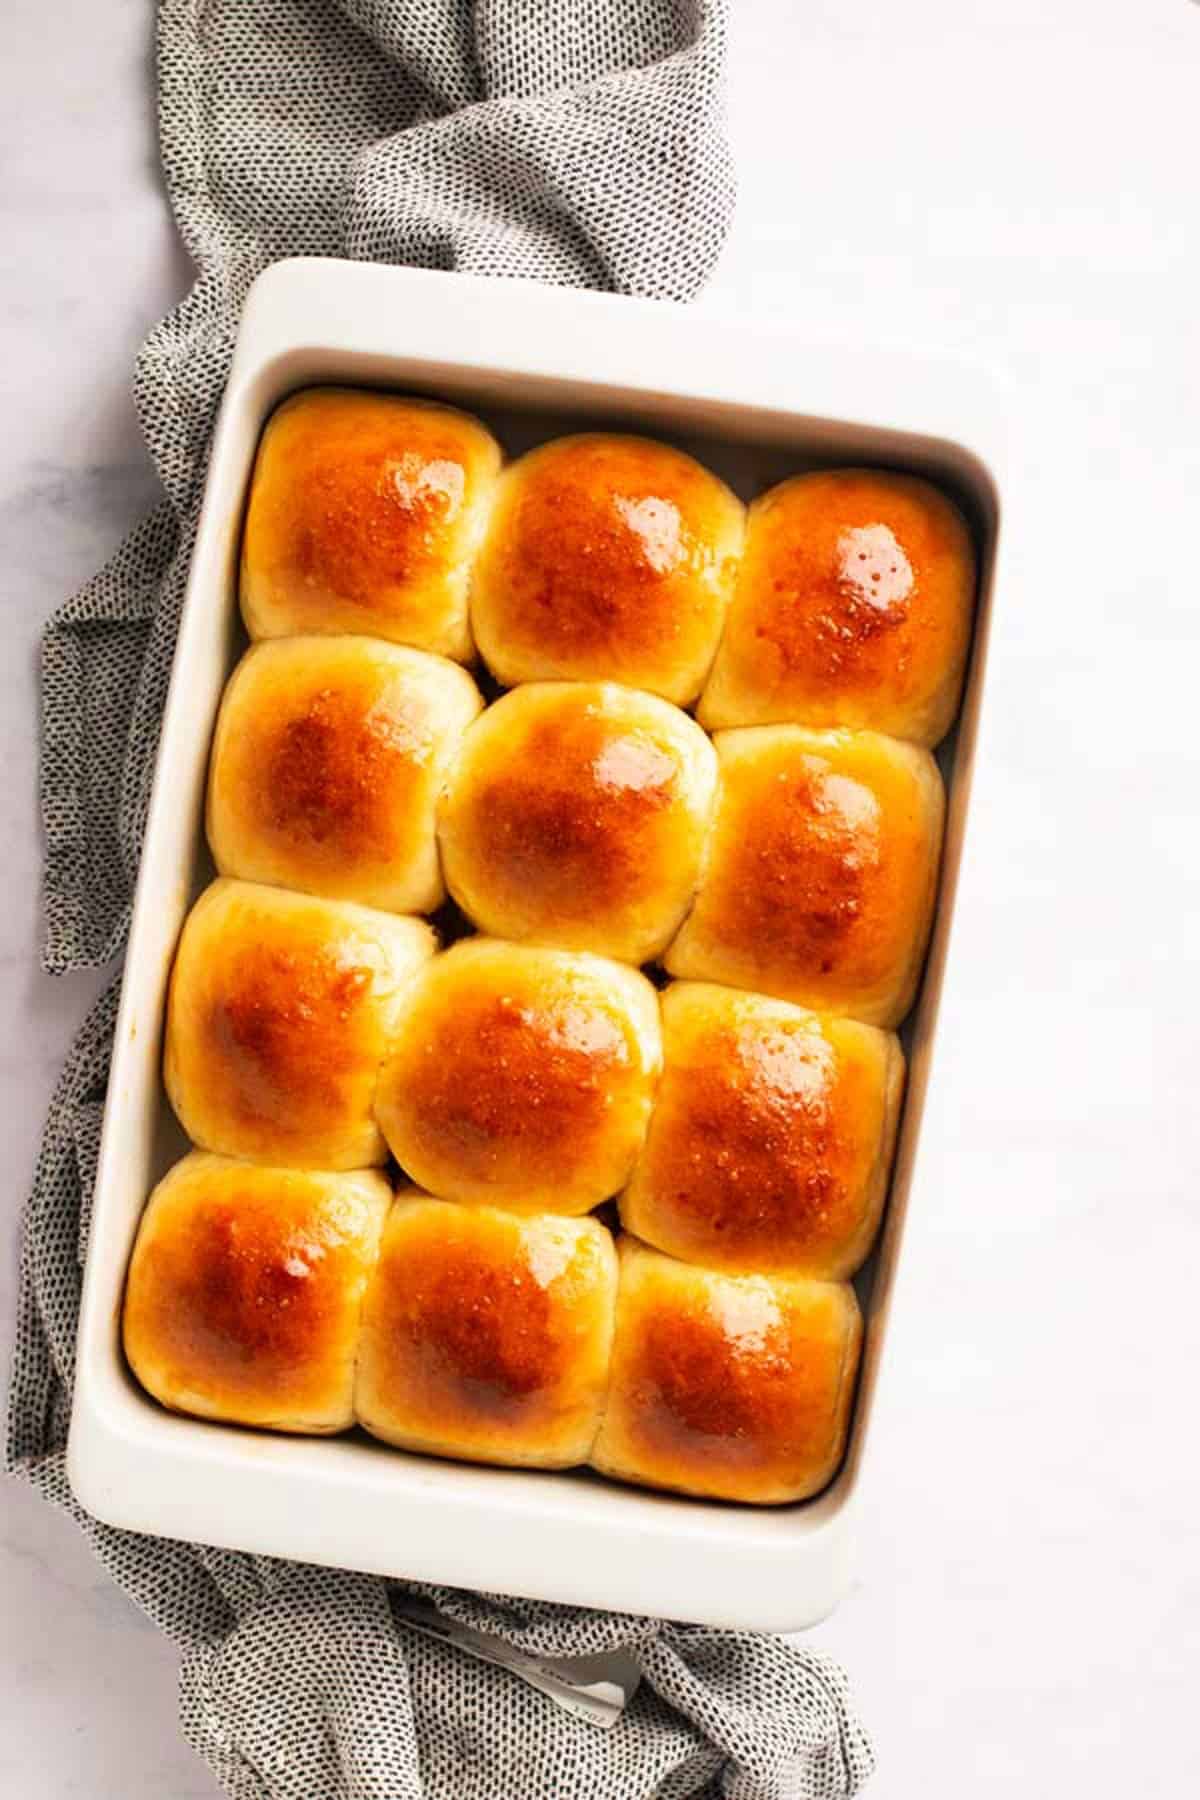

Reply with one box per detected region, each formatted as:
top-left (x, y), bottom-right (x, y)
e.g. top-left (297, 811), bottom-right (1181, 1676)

top-left (164, 880), bottom-right (436, 1170)
top-left (470, 433), bottom-right (745, 704)
top-left (136, 398), bottom-right (973, 1511)
top-left (240, 388), bottom-right (501, 660)
top-left (355, 1196), bottom-right (618, 1468)
top-left (591, 1240), bottom-right (862, 1504)
top-left (123, 1152), bottom-right (391, 1433)
top-left (621, 983), bottom-right (904, 1279)
top-left (208, 637), bottom-right (483, 914)
top-left (665, 725), bottom-right (945, 1027)
top-left (374, 938), bottom-right (663, 1213)
top-left (699, 468), bottom-right (975, 745)
top-left (438, 681), bottom-right (719, 963)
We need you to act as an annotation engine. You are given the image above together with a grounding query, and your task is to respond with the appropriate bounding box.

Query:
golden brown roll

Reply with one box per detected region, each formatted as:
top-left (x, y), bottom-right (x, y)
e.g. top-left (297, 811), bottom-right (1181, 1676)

top-left (375, 938), bottom-right (662, 1213)
top-left (664, 726), bottom-right (944, 1027)
top-left (591, 1238), bottom-right (862, 1504)
top-left (123, 1151), bottom-right (391, 1432)
top-left (438, 682), bottom-right (719, 963)
top-left (164, 879), bottom-right (436, 1170)
top-left (355, 1195), bottom-right (618, 1468)
top-left (470, 434), bottom-right (744, 704)
top-left (699, 469), bottom-right (975, 746)
top-left (621, 983), bottom-right (903, 1279)
top-left (240, 388), bottom-right (502, 659)
top-left (207, 637), bottom-right (483, 915)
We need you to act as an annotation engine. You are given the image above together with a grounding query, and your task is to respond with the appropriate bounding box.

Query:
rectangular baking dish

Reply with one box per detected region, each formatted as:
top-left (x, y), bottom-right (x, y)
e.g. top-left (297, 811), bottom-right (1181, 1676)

top-left (68, 259), bottom-right (1005, 1630)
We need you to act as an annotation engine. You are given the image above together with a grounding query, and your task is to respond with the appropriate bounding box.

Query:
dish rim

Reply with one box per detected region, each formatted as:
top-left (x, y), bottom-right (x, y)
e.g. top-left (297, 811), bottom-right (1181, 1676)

top-left (67, 258), bottom-right (1007, 1630)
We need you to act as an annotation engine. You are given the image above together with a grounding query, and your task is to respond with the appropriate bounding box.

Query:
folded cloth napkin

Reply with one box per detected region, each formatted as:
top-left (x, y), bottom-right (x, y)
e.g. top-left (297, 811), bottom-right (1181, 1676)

top-left (6, 3), bottom-right (876, 1794)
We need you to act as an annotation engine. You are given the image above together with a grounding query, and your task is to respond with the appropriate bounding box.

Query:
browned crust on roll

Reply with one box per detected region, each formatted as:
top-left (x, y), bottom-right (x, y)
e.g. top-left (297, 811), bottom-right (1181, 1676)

top-left (240, 388), bottom-right (499, 657)
top-left (164, 881), bottom-right (434, 1169)
top-left (665, 726), bottom-right (944, 1026)
top-left (592, 1242), bottom-right (862, 1503)
top-left (397, 986), bottom-right (631, 1182)
top-left (250, 395), bottom-right (481, 604)
top-left (122, 1154), bottom-right (390, 1430)
top-left (355, 1199), bottom-right (618, 1466)
top-left (472, 434), bottom-right (743, 701)
top-left (375, 940), bottom-right (661, 1211)
top-left (699, 468), bottom-right (974, 744)
top-left (456, 702), bottom-right (678, 911)
top-left (251, 682), bottom-right (425, 862)
top-left (438, 682), bottom-right (718, 961)
top-left (622, 986), bottom-right (901, 1278)
top-left (207, 638), bottom-right (481, 913)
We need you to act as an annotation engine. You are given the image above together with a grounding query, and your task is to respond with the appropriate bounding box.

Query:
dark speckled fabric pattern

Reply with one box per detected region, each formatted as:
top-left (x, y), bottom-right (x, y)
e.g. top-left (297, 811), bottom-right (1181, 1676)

top-left (7, 3), bottom-right (874, 1794)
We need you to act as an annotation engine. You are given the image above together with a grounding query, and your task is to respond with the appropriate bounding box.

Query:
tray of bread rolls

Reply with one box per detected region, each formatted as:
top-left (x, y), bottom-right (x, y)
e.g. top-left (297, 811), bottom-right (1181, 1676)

top-left (69, 261), bottom-right (1003, 1628)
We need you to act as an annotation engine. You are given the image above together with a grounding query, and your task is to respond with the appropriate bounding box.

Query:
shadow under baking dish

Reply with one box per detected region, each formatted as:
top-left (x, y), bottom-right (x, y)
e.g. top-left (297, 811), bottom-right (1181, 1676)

top-left (71, 260), bottom-right (1004, 1629)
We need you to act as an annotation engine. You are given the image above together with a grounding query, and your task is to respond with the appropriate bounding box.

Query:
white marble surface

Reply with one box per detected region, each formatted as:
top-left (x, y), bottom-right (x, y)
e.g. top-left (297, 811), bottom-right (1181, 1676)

top-left (4, 1), bottom-right (1200, 1794)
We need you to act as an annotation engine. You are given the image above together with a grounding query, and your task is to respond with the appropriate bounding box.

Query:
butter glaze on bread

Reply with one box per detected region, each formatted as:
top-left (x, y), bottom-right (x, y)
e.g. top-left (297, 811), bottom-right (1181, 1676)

top-left (471, 434), bottom-right (744, 704)
top-left (375, 938), bottom-right (663, 1213)
top-left (699, 468), bottom-right (974, 745)
top-left (621, 983), bottom-right (903, 1279)
top-left (123, 1152), bottom-right (391, 1432)
top-left (164, 880), bottom-right (435, 1170)
top-left (134, 404), bottom-right (974, 1511)
top-left (591, 1239), bottom-right (862, 1504)
top-left (240, 388), bottom-right (501, 659)
top-left (665, 725), bottom-right (944, 1027)
top-left (208, 637), bottom-right (482, 914)
top-left (355, 1196), bottom-right (618, 1468)
top-left (438, 681), bottom-right (718, 963)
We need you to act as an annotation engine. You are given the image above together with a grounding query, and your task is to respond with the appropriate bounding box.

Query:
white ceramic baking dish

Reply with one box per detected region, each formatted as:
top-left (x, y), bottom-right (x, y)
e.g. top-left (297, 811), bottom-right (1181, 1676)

top-left (68, 259), bottom-right (1005, 1630)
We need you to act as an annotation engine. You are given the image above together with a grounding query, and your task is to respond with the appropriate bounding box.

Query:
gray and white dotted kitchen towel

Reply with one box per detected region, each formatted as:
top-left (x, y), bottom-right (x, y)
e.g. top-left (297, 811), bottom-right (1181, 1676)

top-left (7, 3), bottom-right (876, 1795)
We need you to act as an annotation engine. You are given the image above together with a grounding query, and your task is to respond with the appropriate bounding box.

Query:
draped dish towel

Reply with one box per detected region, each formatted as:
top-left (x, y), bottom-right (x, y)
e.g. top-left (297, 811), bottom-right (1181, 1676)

top-left (6, 3), bottom-right (876, 1795)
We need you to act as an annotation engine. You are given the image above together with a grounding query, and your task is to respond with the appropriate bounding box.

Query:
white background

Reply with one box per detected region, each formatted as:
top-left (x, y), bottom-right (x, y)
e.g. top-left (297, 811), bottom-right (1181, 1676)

top-left (3, 1), bottom-right (1199, 1793)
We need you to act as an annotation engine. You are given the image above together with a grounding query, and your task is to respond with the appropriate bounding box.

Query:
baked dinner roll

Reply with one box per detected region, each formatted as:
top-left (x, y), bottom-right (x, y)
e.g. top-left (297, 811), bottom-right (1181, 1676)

top-left (240, 388), bottom-right (501, 660)
top-left (164, 880), bottom-right (435, 1169)
top-left (438, 682), bottom-right (718, 963)
top-left (123, 1151), bottom-right (391, 1432)
top-left (591, 1239), bottom-right (862, 1504)
top-left (699, 469), bottom-right (975, 746)
top-left (664, 726), bottom-right (944, 1027)
top-left (621, 983), bottom-right (903, 1279)
top-left (470, 434), bottom-right (744, 705)
top-left (208, 637), bottom-right (482, 914)
top-left (355, 1195), bottom-right (617, 1468)
top-left (375, 938), bottom-right (662, 1212)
